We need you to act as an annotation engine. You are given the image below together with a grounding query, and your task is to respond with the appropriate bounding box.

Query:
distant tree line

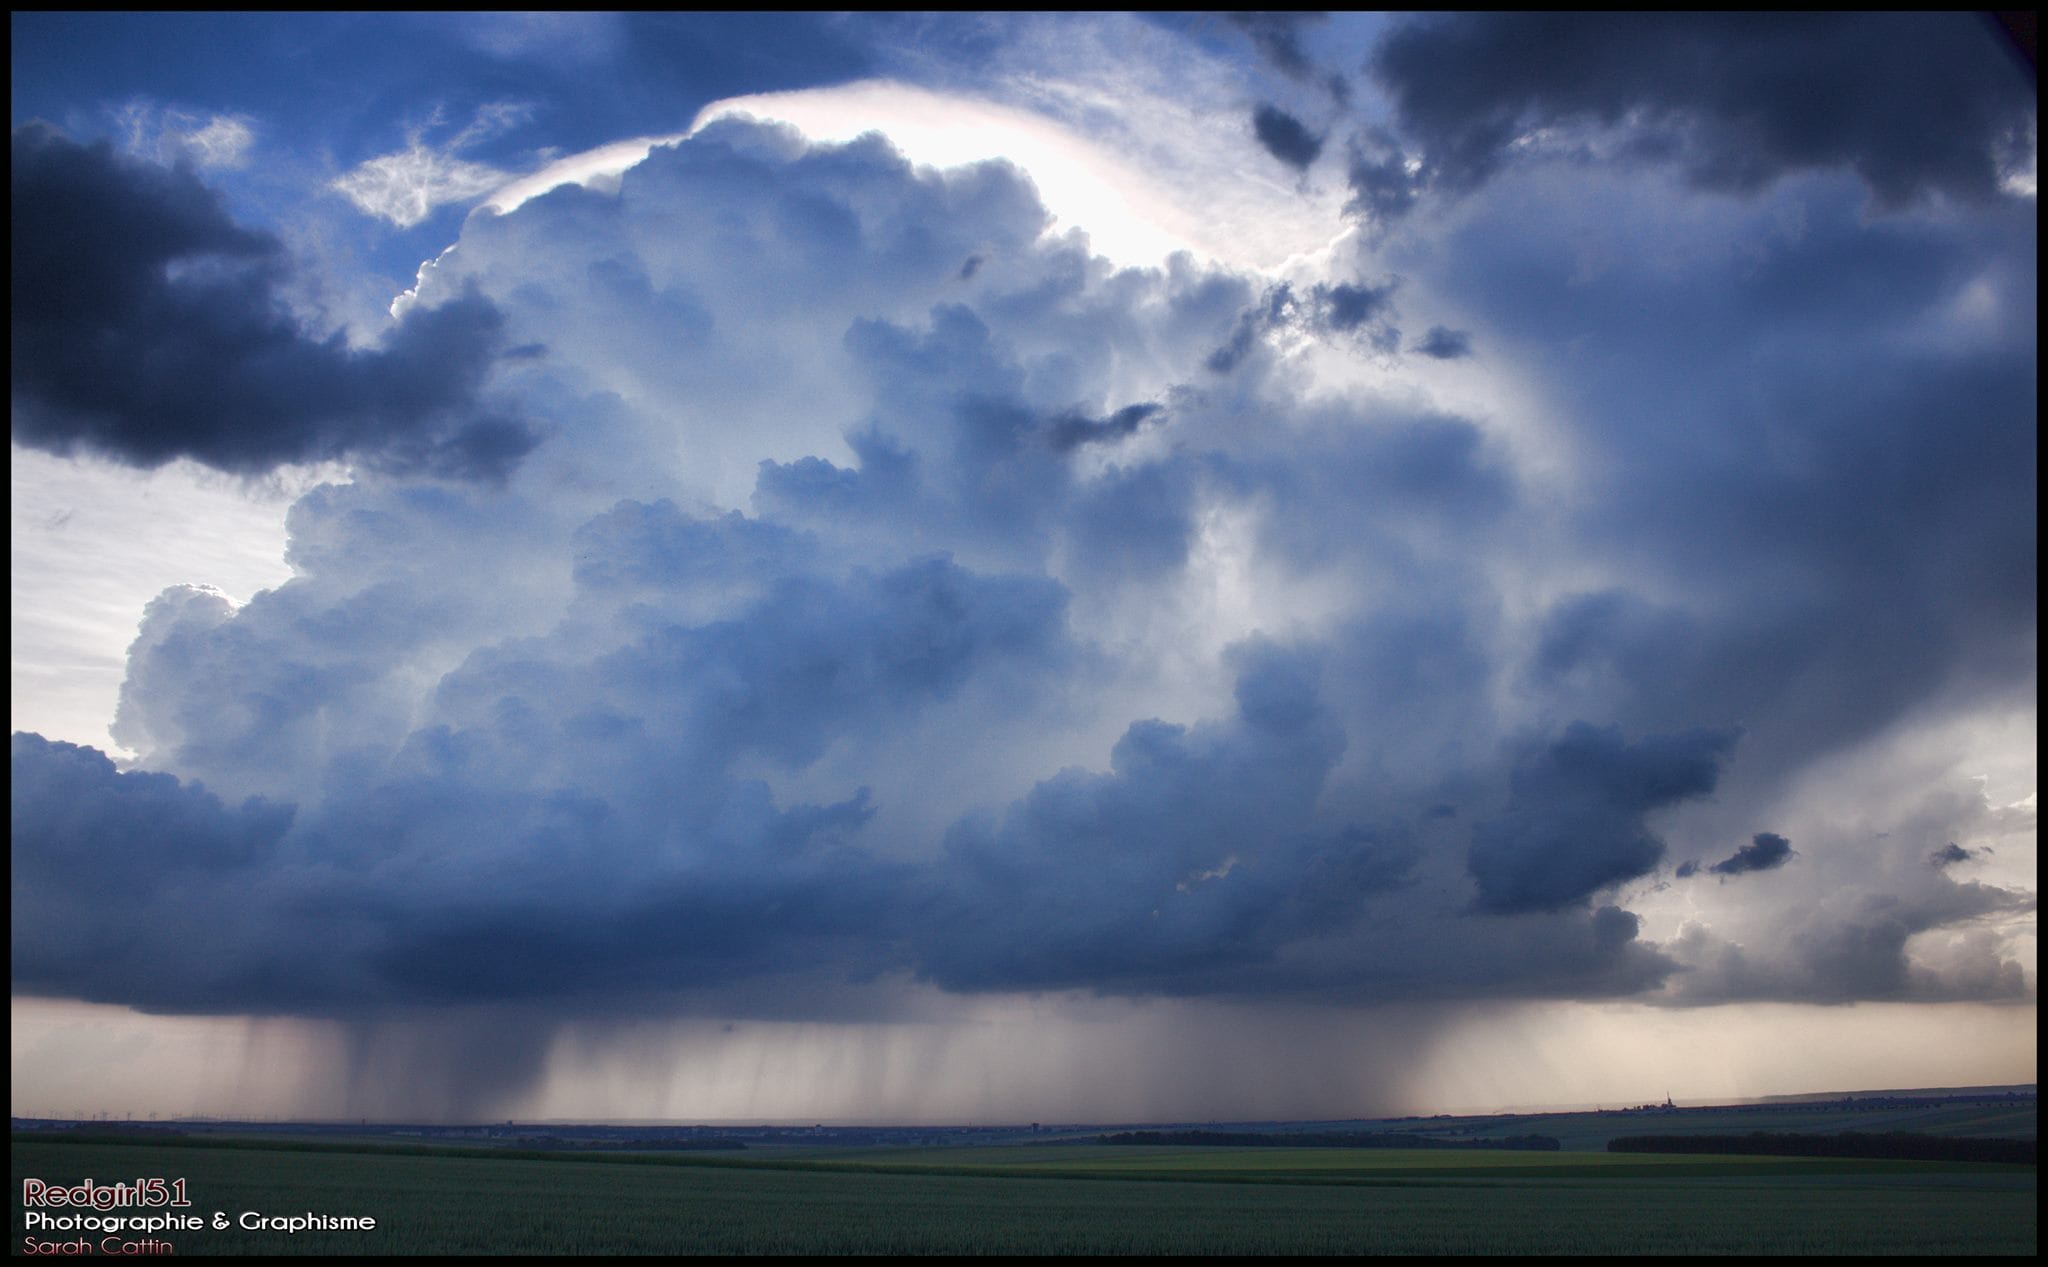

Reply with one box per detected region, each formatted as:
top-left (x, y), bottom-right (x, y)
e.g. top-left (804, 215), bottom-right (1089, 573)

top-left (1098, 1130), bottom-right (1560, 1151)
top-left (1607, 1132), bottom-right (2034, 1164)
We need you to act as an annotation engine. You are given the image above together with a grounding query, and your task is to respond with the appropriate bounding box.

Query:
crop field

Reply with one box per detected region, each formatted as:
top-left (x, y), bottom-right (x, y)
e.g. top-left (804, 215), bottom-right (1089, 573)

top-left (1496, 1100), bottom-right (2038, 1152)
top-left (788, 1141), bottom-right (2024, 1181)
top-left (12, 1136), bottom-right (2036, 1255)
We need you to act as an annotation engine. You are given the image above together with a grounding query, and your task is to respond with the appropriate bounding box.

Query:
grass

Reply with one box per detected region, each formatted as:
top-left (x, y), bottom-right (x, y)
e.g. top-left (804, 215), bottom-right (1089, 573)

top-left (13, 1137), bottom-right (2036, 1255)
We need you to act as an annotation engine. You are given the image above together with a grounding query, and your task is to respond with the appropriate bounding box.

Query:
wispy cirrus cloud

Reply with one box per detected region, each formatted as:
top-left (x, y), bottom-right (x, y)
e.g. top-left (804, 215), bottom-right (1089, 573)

top-left (331, 102), bottom-right (534, 228)
top-left (111, 99), bottom-right (257, 170)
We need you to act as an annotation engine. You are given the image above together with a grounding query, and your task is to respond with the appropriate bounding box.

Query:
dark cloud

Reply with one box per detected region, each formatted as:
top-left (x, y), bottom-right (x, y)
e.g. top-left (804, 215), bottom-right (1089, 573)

top-left (581, 552), bottom-right (1072, 771)
top-left (1047, 401), bottom-right (1164, 451)
top-left (1344, 128), bottom-right (1424, 227)
top-left (1243, 407), bottom-right (1515, 579)
top-left (1674, 859), bottom-right (1699, 879)
top-left (1204, 323), bottom-right (1256, 375)
top-left (1226, 12), bottom-right (1322, 83)
top-left (1316, 281), bottom-right (1395, 333)
top-left (1225, 13), bottom-right (1351, 108)
top-left (753, 429), bottom-right (924, 535)
top-left (1062, 460), bottom-right (1200, 584)
top-left (12, 722), bottom-right (911, 1015)
top-left (1252, 103), bottom-right (1324, 172)
top-left (1204, 285), bottom-right (1293, 373)
top-left (1984, 12), bottom-right (2037, 79)
top-left (1467, 723), bottom-right (1739, 914)
top-left (1526, 591), bottom-right (1698, 702)
top-left (22, 492), bottom-right (1071, 1013)
top-left (9, 733), bottom-right (293, 886)
top-left (1591, 904), bottom-right (1641, 951)
top-left (1419, 117), bottom-right (2036, 797)
top-left (1708, 832), bottom-right (1795, 876)
top-left (10, 732), bottom-right (296, 1010)
top-left (1367, 13), bottom-right (2036, 209)
top-left (1930, 842), bottom-right (1976, 868)
top-left (1205, 279), bottom-right (1402, 371)
top-left (917, 640), bottom-right (1397, 994)
top-left (1411, 326), bottom-right (1472, 359)
top-left (10, 124), bottom-right (533, 478)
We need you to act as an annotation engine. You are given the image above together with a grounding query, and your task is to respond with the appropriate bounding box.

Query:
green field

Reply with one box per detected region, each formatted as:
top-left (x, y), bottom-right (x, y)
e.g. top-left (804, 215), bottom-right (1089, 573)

top-left (1473, 1100), bottom-right (2038, 1152)
top-left (12, 1137), bottom-right (2036, 1255)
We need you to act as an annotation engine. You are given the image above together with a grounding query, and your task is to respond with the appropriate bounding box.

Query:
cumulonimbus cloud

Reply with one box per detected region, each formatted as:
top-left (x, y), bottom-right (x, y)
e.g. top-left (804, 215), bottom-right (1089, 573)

top-left (8, 77), bottom-right (2034, 1037)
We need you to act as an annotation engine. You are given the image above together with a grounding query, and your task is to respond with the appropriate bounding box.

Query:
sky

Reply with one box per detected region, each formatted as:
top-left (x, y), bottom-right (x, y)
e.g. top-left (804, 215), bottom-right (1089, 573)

top-left (9, 12), bottom-right (2038, 1124)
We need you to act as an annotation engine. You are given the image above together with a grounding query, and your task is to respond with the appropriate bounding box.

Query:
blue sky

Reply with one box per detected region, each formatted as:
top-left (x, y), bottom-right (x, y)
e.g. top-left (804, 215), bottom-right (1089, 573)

top-left (10, 13), bottom-right (2037, 1123)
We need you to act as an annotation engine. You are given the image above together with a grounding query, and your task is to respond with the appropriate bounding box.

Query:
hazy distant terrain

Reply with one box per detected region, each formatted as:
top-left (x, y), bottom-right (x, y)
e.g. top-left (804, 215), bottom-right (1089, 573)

top-left (16, 1082), bottom-right (2031, 1152)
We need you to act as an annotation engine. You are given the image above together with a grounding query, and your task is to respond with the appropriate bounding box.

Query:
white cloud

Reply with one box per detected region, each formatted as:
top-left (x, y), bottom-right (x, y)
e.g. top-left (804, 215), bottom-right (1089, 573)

top-left (697, 83), bottom-right (1205, 271)
top-left (691, 76), bottom-right (1350, 275)
top-left (479, 134), bottom-right (687, 219)
top-left (472, 26), bottom-right (1363, 277)
top-left (333, 142), bottom-right (510, 228)
top-left (111, 100), bottom-right (257, 170)
top-left (185, 115), bottom-right (256, 168)
top-left (333, 101), bottom-right (535, 228)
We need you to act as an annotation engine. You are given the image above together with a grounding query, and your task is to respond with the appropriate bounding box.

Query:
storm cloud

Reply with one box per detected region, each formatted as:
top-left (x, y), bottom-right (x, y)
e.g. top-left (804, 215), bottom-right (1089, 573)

top-left (1046, 401), bottom-right (1165, 452)
top-left (1205, 278), bottom-right (1403, 372)
top-left (1467, 723), bottom-right (1738, 915)
top-left (1227, 12), bottom-right (1318, 82)
top-left (1931, 842), bottom-right (1978, 868)
top-left (1411, 326), bottom-right (1472, 360)
top-left (1226, 11), bottom-right (1349, 103)
top-left (7, 23), bottom-right (2034, 1101)
top-left (10, 124), bottom-right (533, 478)
top-left (917, 639), bottom-right (1383, 994)
top-left (1367, 13), bottom-right (2036, 209)
top-left (1251, 103), bottom-right (1323, 172)
top-left (1709, 832), bottom-right (1795, 876)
